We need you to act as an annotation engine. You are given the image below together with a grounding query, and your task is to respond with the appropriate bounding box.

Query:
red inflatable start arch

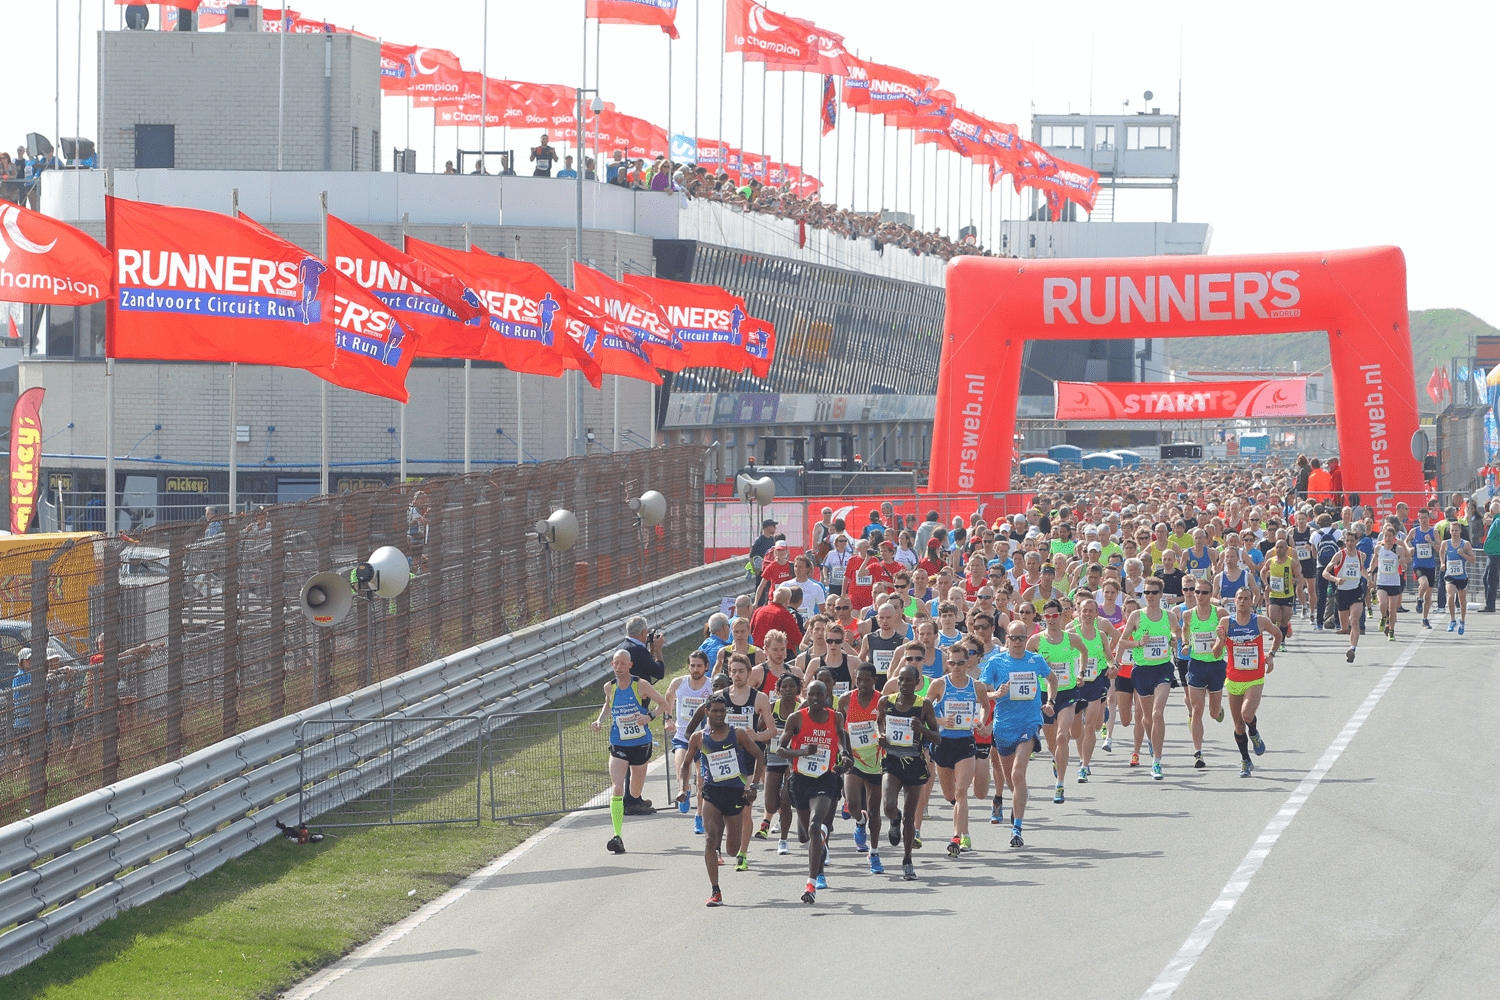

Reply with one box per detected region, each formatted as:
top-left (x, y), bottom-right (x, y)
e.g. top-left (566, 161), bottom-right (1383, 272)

top-left (929, 247), bottom-right (1423, 512)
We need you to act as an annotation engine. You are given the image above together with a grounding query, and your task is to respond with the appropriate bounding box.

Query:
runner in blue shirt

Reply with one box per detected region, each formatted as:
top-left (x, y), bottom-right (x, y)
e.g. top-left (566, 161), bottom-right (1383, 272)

top-left (980, 622), bottom-right (1056, 848)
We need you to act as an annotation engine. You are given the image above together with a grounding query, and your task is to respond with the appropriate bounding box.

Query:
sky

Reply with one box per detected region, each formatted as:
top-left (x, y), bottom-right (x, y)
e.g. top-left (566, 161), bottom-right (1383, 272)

top-left (5, 1), bottom-right (1498, 325)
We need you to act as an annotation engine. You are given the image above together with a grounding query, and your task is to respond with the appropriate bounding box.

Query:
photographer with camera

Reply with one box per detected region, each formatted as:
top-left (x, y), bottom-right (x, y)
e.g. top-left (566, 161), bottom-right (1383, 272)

top-left (621, 615), bottom-right (666, 683)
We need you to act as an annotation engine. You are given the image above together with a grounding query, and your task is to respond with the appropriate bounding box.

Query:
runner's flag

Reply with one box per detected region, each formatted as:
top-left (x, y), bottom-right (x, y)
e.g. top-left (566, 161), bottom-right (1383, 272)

top-left (1427, 367), bottom-right (1445, 405)
top-left (0, 202), bottom-right (110, 306)
top-left (742, 317), bottom-right (775, 379)
top-left (106, 197), bottom-right (337, 367)
top-left (405, 237), bottom-right (601, 385)
top-left (725, 0), bottom-right (818, 68)
top-left (562, 289), bottom-right (661, 385)
top-left (574, 263), bottom-right (682, 373)
top-left (587, 0), bottom-right (680, 39)
top-left (327, 214), bottom-right (487, 359)
top-left (622, 274), bottom-right (762, 374)
top-left (821, 75), bottom-right (838, 136)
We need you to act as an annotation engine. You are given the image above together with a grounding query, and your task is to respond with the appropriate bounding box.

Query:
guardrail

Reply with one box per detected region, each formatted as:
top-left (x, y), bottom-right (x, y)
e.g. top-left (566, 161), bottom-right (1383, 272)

top-left (0, 558), bottom-right (745, 976)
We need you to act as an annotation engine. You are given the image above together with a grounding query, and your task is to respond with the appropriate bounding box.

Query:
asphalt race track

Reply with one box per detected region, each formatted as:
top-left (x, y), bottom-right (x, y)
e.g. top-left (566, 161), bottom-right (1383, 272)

top-left (290, 613), bottom-right (1500, 1000)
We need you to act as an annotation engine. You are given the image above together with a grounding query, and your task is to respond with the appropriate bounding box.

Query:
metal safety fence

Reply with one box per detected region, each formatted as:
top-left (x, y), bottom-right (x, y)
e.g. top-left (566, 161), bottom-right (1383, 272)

top-left (297, 718), bottom-right (482, 828)
top-left (0, 444), bottom-right (705, 827)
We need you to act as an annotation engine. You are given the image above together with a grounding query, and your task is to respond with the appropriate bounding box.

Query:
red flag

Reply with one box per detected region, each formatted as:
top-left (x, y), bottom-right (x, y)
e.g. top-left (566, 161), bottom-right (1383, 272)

top-left (844, 56), bottom-right (938, 128)
top-left (106, 197), bottom-right (337, 367)
top-left (379, 42), bottom-right (419, 94)
top-left (405, 237), bottom-right (597, 382)
top-left (726, 0), bottom-right (819, 68)
top-left (9, 387), bottom-right (44, 534)
top-left (821, 75), bottom-right (838, 136)
top-left (0, 202), bottom-right (110, 306)
top-left (561, 290), bottom-right (658, 385)
top-left (329, 215), bottom-right (485, 359)
top-left (1427, 367), bottom-right (1445, 406)
top-left (574, 264), bottom-right (683, 373)
top-left (621, 274), bottom-right (759, 373)
top-left (404, 48), bottom-right (464, 105)
top-left (742, 317), bottom-right (775, 379)
top-left (587, 0), bottom-right (680, 39)
top-left (767, 15), bottom-right (849, 74)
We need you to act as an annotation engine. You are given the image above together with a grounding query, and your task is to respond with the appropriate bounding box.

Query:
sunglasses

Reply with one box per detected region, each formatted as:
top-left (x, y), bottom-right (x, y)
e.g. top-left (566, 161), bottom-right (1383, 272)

top-left (1006, 635), bottom-right (1027, 642)
top-left (1195, 589), bottom-right (1212, 595)
top-left (1145, 590), bottom-right (1162, 596)
top-left (977, 593), bottom-right (995, 600)
top-left (837, 604), bottom-right (853, 610)
top-left (1043, 612), bottom-right (1061, 619)
top-left (902, 655), bottom-right (923, 663)
top-left (1020, 607), bottom-right (1036, 614)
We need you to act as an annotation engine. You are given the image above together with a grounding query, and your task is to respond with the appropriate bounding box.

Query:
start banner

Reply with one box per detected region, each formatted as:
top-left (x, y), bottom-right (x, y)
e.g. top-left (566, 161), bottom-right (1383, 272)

top-left (1053, 379), bottom-right (1308, 420)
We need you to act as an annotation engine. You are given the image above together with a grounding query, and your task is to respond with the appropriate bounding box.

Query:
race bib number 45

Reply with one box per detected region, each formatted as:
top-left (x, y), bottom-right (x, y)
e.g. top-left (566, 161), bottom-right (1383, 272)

top-left (1008, 671), bottom-right (1038, 701)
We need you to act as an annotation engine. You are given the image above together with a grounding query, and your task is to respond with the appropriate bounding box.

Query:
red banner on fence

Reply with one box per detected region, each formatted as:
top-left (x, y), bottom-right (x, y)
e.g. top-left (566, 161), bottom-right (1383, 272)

top-left (1053, 379), bottom-right (1309, 421)
top-left (9, 387), bottom-right (43, 534)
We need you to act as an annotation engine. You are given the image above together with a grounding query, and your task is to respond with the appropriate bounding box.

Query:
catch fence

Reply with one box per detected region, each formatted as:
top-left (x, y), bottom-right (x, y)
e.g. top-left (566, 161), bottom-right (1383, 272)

top-left (0, 446), bottom-right (704, 826)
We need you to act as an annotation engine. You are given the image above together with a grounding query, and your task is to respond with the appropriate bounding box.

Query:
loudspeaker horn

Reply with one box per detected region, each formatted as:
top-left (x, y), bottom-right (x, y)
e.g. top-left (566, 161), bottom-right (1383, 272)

top-left (629, 490), bottom-right (667, 528)
top-left (737, 474), bottom-right (775, 507)
top-left (300, 571), bottom-right (352, 627)
top-left (366, 546), bottom-right (411, 598)
top-left (530, 509), bottom-right (579, 551)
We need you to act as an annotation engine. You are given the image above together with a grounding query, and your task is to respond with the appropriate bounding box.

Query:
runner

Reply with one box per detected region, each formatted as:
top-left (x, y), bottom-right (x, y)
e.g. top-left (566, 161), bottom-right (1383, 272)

top-left (681, 653), bottom-right (776, 869)
top-left (1027, 599), bottom-right (1089, 803)
top-left (775, 679), bottom-right (851, 904)
top-left (1409, 507), bottom-right (1439, 629)
top-left (664, 650), bottom-right (715, 833)
top-left (1443, 521), bottom-right (1474, 634)
top-left (1215, 587), bottom-right (1283, 777)
top-left (1118, 577), bottom-right (1180, 780)
top-left (980, 622), bottom-right (1056, 848)
top-left (878, 660), bottom-right (941, 880)
top-left (753, 671), bottom-right (803, 853)
top-left (676, 695), bottom-right (765, 905)
top-left (858, 603), bottom-right (908, 688)
top-left (1323, 532), bottom-right (1369, 661)
top-left (838, 663), bottom-right (887, 874)
top-left (591, 649), bottom-right (668, 854)
top-left (752, 629), bottom-right (792, 695)
top-left (1260, 537), bottom-right (1302, 643)
top-left (1291, 511), bottom-right (1318, 620)
top-left (926, 641), bottom-right (993, 856)
top-left (801, 622), bottom-right (856, 699)
top-left (1179, 578), bottom-right (1227, 769)
top-left (1372, 526), bottom-right (1411, 641)
top-left (1069, 596), bottom-right (1120, 782)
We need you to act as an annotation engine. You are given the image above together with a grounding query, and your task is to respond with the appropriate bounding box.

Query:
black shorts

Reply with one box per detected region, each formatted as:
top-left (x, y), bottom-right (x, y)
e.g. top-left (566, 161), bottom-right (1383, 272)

top-left (1052, 685), bottom-right (1085, 716)
top-left (1378, 584), bottom-right (1404, 597)
top-left (932, 736), bottom-right (976, 769)
top-left (1114, 674), bottom-right (1136, 694)
top-left (882, 752), bottom-right (930, 787)
top-left (972, 742), bottom-right (992, 760)
top-left (851, 765), bottom-right (884, 787)
top-left (1270, 597), bottom-right (1295, 607)
top-left (1076, 675), bottom-right (1110, 705)
top-left (788, 770), bottom-right (842, 810)
top-left (1335, 585), bottom-right (1366, 611)
top-left (609, 743), bottom-right (652, 766)
top-left (1449, 577), bottom-right (1469, 591)
top-left (1415, 567), bottom-right (1436, 584)
top-left (1300, 560), bottom-right (1318, 581)
top-left (703, 783), bottom-right (748, 816)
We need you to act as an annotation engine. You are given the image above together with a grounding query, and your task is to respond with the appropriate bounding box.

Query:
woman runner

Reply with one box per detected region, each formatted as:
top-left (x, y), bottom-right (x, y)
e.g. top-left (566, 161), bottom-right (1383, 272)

top-left (926, 641), bottom-right (993, 856)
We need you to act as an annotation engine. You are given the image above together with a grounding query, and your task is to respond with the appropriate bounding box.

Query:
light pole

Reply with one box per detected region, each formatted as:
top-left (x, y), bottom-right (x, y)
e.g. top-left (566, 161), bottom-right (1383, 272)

top-left (574, 83), bottom-right (604, 459)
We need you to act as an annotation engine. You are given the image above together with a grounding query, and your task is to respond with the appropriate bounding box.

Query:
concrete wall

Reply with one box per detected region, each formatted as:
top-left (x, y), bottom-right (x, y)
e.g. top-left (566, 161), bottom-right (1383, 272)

top-left (99, 31), bottom-right (382, 172)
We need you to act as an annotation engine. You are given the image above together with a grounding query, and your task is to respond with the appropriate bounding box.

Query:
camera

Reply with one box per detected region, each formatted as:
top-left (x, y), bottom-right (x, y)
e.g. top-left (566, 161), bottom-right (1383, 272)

top-left (648, 629), bottom-right (663, 644)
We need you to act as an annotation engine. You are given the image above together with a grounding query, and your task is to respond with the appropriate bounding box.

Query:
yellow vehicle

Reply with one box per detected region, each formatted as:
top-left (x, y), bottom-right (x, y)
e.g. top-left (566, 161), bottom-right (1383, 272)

top-left (0, 532), bottom-right (102, 657)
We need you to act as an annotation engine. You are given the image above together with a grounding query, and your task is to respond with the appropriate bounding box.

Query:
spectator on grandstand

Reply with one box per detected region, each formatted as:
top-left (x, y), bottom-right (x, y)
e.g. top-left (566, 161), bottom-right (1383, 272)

top-left (442, 160), bottom-right (457, 174)
top-left (470, 158), bottom-right (487, 175)
top-left (620, 615), bottom-right (666, 683)
top-left (530, 135), bottom-right (559, 177)
top-left (750, 586), bottom-right (803, 649)
top-left (584, 156), bottom-right (596, 180)
top-left (556, 156), bottom-right (577, 179)
top-left (498, 153), bottom-right (516, 176)
top-left (606, 150), bottom-right (627, 186)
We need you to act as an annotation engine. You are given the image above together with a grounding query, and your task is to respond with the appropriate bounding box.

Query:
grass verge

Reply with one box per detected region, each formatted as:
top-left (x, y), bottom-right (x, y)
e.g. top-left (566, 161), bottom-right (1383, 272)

top-left (0, 634), bottom-right (702, 1000)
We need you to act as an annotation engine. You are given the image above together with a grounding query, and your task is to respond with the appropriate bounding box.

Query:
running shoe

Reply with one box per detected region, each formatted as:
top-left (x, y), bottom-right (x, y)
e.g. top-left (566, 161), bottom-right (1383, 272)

top-left (735, 853), bottom-right (749, 872)
top-left (902, 862), bottom-right (917, 881)
top-left (814, 873), bottom-right (827, 890)
top-left (888, 824), bottom-right (901, 848)
top-left (912, 830), bottom-right (922, 850)
top-left (777, 839), bottom-right (789, 855)
top-left (947, 837), bottom-right (961, 858)
top-left (869, 852), bottom-right (885, 874)
top-left (678, 794), bottom-right (691, 815)
top-left (841, 801), bottom-right (850, 821)
top-left (801, 883), bottom-right (816, 905)
top-left (853, 823), bottom-right (869, 853)
top-left (1388, 629), bottom-right (1396, 642)
top-left (1346, 647), bottom-right (1356, 663)
top-left (960, 835), bottom-right (972, 852)
top-left (606, 836), bottom-right (626, 855)
top-left (1010, 831), bottom-right (1024, 848)
top-left (1449, 620), bottom-right (1458, 632)
top-left (1077, 765), bottom-right (1089, 783)
top-left (1194, 751), bottom-right (1206, 770)
top-left (694, 815), bottom-right (705, 835)
top-left (1130, 752), bottom-right (1141, 767)
top-left (706, 888), bottom-right (723, 907)
top-left (1459, 623), bottom-right (1466, 635)
top-left (1053, 784), bottom-right (1065, 804)
top-left (754, 819), bottom-right (769, 839)
top-left (1152, 761), bottom-right (1163, 781)
top-left (1102, 737), bottom-right (1113, 753)
top-left (1314, 622), bottom-right (1323, 631)
top-left (990, 800), bottom-right (1004, 824)
top-left (1240, 759), bottom-right (1253, 778)
top-left (1214, 708), bottom-right (1225, 724)
top-left (1251, 732), bottom-right (1265, 756)
top-left (1423, 618), bottom-right (1432, 629)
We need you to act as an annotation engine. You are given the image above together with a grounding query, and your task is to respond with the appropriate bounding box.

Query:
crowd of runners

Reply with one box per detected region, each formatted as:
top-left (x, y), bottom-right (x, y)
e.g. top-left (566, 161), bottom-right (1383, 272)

top-left (594, 464), bottom-right (1498, 906)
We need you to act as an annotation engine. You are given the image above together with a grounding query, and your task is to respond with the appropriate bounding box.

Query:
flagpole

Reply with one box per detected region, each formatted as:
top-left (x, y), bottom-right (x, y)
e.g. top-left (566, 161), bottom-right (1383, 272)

top-left (105, 167), bottom-right (115, 536)
top-left (718, 0), bottom-right (725, 149)
top-left (694, 0), bottom-right (700, 149)
top-left (400, 212), bottom-right (408, 481)
top-left (480, 0), bottom-right (488, 170)
top-left (463, 222), bottom-right (472, 473)
top-left (798, 70), bottom-right (805, 187)
top-left (228, 188), bottom-right (239, 519)
top-left (277, 6), bottom-right (286, 169)
top-left (319, 191), bottom-right (330, 494)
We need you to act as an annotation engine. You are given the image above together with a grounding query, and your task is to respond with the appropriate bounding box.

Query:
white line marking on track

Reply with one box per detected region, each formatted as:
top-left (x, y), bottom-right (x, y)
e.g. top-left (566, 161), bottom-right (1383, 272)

top-left (284, 754), bottom-right (669, 999)
top-left (1140, 633), bottom-right (1428, 999)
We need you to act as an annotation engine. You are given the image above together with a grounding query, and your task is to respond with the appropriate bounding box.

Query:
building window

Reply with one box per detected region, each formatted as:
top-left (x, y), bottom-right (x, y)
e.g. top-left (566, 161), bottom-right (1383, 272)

top-left (1094, 125), bottom-right (1115, 150)
top-left (35, 303), bottom-right (106, 358)
top-left (1040, 124), bottom-right (1084, 148)
top-left (134, 124), bottom-right (175, 168)
top-left (1127, 125), bottom-right (1172, 150)
top-left (372, 129), bottom-right (380, 172)
top-left (351, 126), bottom-right (360, 170)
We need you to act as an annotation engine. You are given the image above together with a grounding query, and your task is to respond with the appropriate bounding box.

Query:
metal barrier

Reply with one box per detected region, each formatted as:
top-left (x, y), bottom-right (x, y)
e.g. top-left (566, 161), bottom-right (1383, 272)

top-left (297, 718), bottom-right (482, 828)
top-left (0, 556), bottom-right (742, 976)
top-left (483, 706), bottom-right (614, 823)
